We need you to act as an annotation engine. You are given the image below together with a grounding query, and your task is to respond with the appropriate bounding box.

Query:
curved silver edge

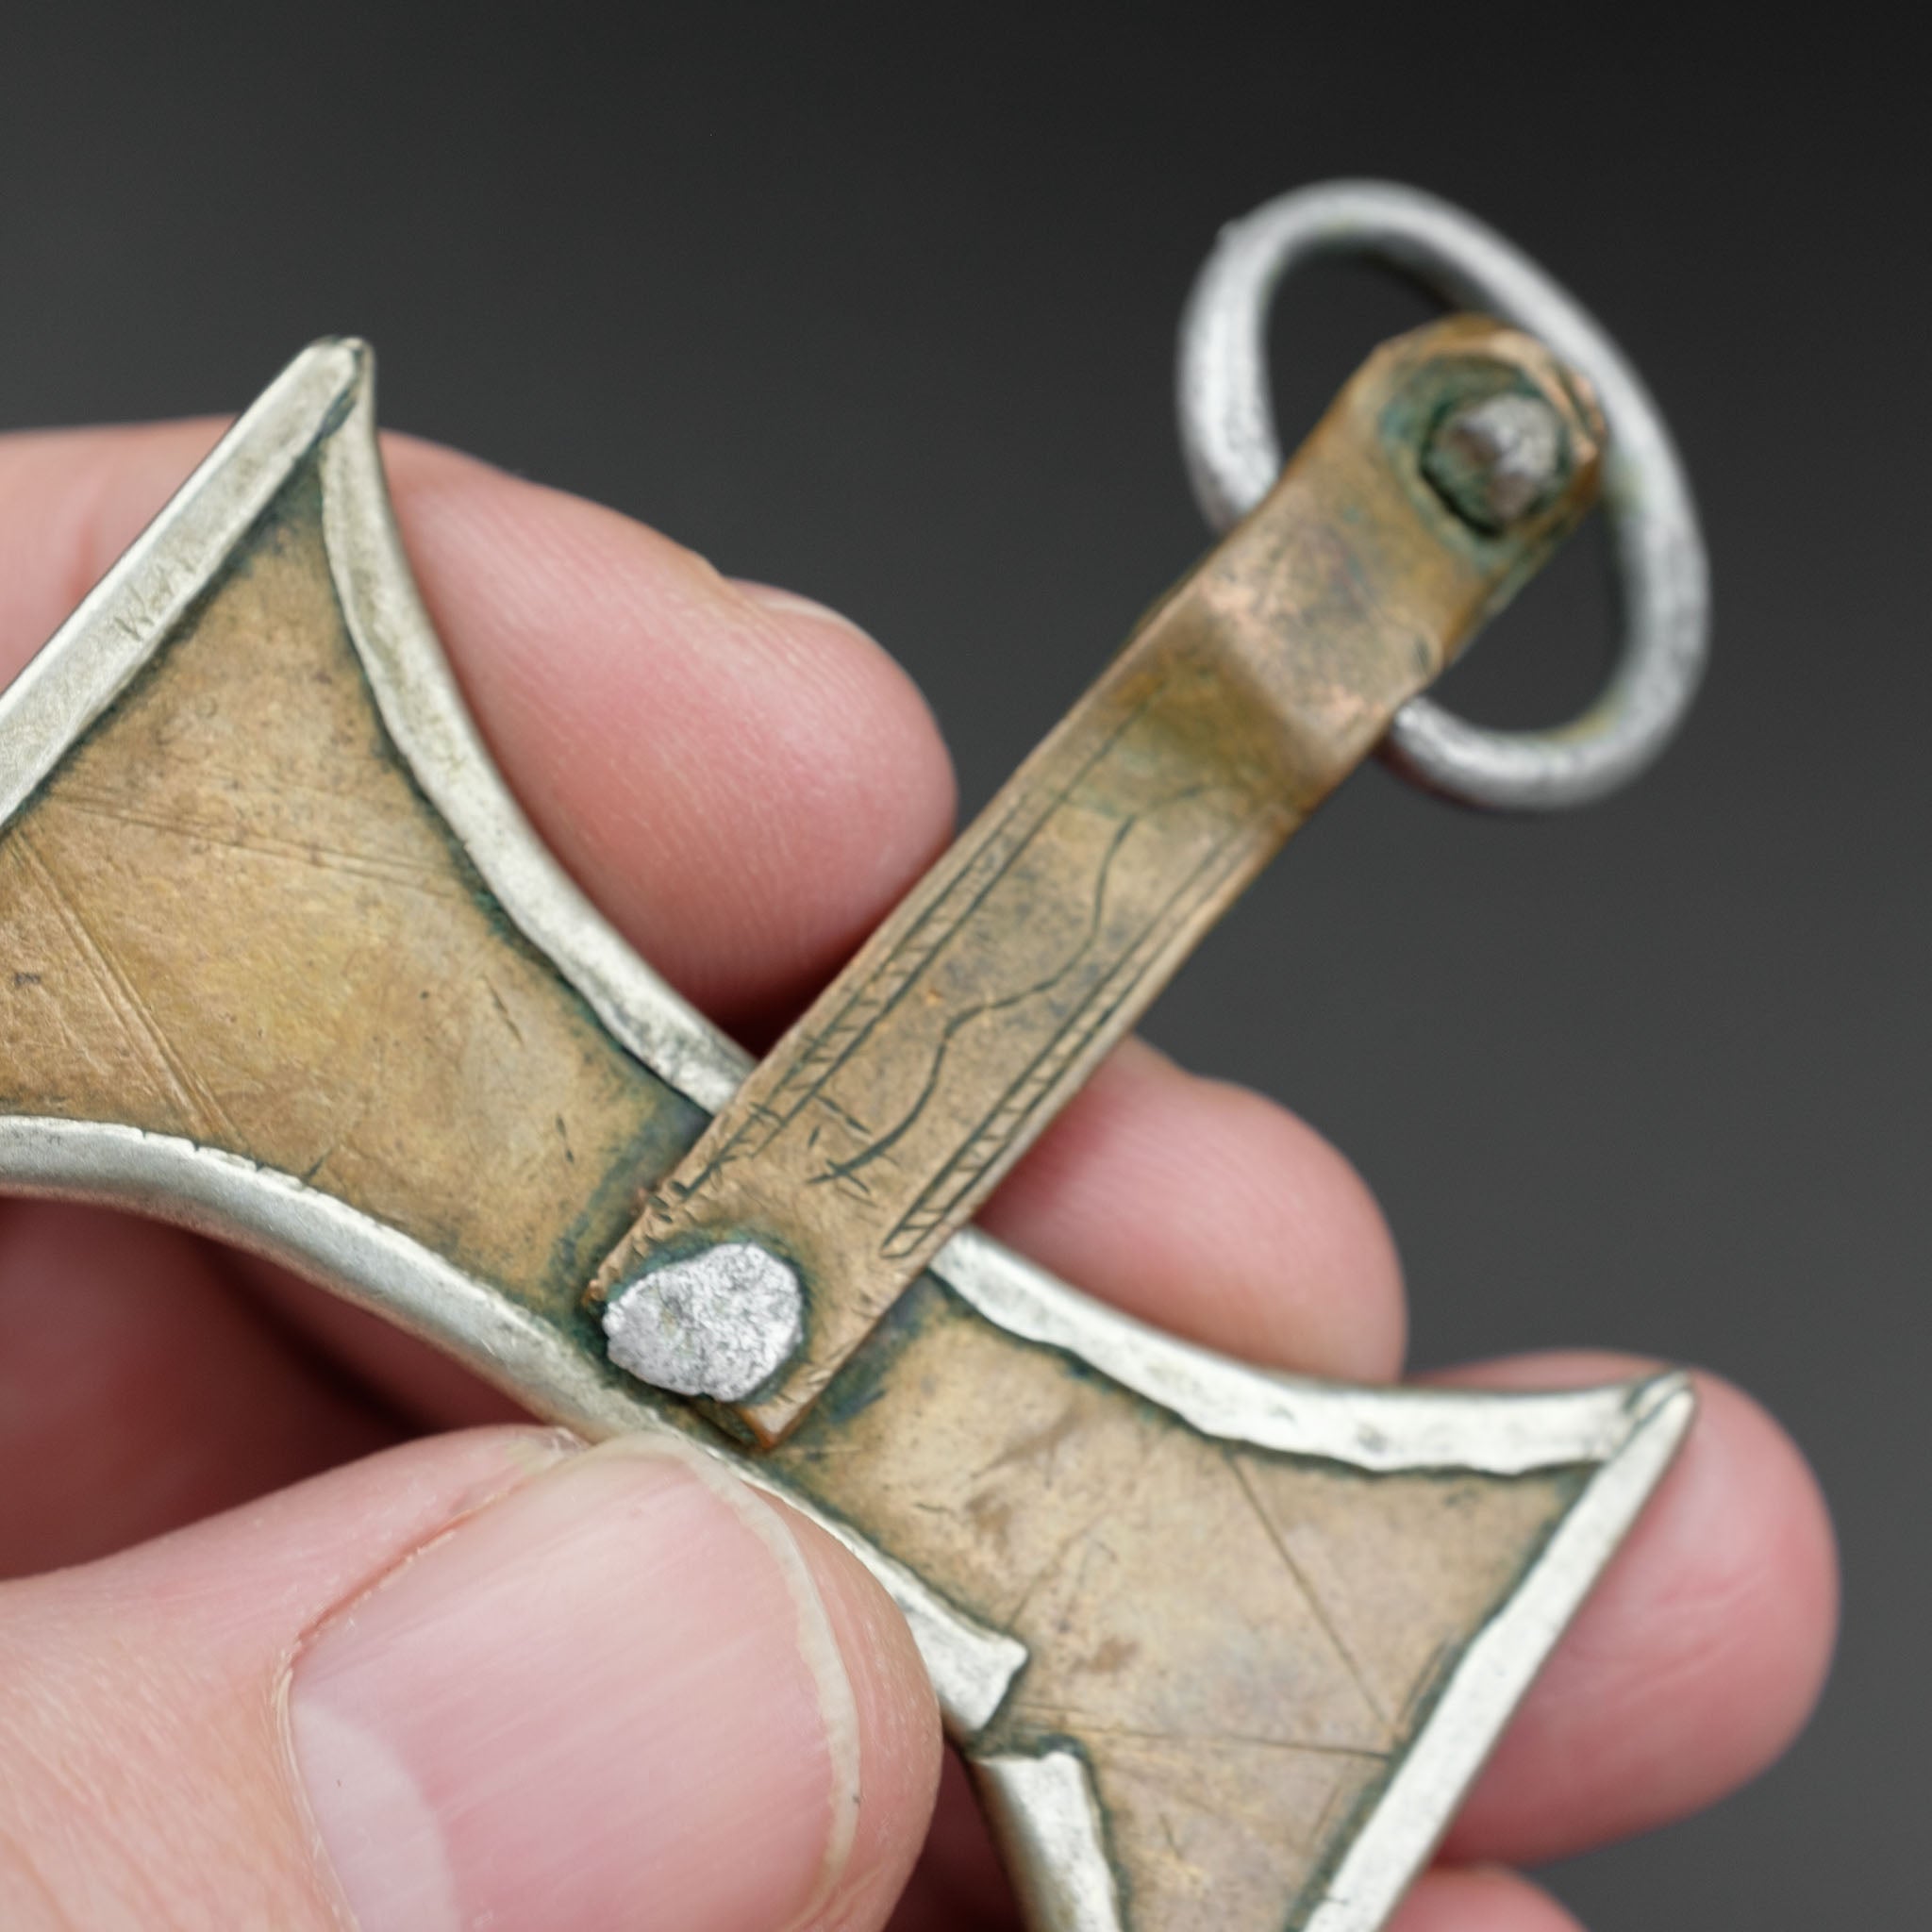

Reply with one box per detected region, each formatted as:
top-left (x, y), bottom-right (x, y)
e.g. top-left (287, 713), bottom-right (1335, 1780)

top-left (0, 1114), bottom-right (1023, 1737)
top-left (317, 380), bottom-right (742, 1114)
top-left (937, 1225), bottom-right (1657, 1475)
top-left (974, 1752), bottom-right (1124, 1932)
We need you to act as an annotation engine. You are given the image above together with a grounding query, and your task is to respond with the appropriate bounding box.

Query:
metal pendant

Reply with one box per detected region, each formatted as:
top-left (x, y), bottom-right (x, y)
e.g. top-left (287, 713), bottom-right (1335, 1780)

top-left (0, 182), bottom-right (1709, 1931)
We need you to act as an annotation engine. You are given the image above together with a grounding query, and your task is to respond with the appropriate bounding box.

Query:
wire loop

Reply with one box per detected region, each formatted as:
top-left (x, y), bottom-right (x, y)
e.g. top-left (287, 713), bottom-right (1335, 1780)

top-left (1177, 179), bottom-right (1709, 810)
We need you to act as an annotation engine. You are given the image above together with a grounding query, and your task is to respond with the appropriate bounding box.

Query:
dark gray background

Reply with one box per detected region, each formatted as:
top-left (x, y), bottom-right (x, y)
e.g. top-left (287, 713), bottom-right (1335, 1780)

top-left (1, 5), bottom-right (1921, 1924)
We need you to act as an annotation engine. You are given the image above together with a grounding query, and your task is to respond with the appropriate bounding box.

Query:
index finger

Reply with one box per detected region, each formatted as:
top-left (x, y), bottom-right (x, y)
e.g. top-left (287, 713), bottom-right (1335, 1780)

top-left (0, 419), bottom-right (958, 1031)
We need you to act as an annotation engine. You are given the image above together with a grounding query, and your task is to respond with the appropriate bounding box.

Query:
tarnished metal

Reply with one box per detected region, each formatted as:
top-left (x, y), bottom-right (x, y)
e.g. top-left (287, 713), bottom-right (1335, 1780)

top-left (592, 316), bottom-right (1604, 1443)
top-left (0, 213), bottom-right (1697, 1932)
top-left (1177, 177), bottom-right (1710, 810)
top-left (1422, 391), bottom-right (1570, 531)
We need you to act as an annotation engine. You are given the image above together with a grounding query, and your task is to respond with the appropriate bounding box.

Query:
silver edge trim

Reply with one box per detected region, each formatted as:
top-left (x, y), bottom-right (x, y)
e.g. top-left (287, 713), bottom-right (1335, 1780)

top-left (975, 1752), bottom-right (1124, 1932)
top-left (0, 1113), bottom-right (1023, 1735)
top-left (1302, 1372), bottom-right (1696, 1932)
top-left (937, 1225), bottom-right (1649, 1475)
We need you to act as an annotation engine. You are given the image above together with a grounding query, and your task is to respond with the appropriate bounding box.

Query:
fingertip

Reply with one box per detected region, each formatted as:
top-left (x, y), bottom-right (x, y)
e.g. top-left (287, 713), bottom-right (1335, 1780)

top-left (282, 1435), bottom-right (940, 1932)
top-left (384, 435), bottom-right (958, 1025)
top-left (779, 1507), bottom-right (945, 1928)
top-left (0, 1201), bottom-right (395, 1575)
top-left (1389, 1865), bottom-right (1586, 1932)
top-left (980, 1039), bottom-right (1407, 1381)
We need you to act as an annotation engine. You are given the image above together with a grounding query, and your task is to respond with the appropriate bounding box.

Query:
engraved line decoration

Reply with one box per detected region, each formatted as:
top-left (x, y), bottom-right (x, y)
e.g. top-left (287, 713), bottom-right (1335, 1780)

top-left (646, 700), bottom-right (1174, 1220)
top-left (882, 788), bottom-right (1277, 1255)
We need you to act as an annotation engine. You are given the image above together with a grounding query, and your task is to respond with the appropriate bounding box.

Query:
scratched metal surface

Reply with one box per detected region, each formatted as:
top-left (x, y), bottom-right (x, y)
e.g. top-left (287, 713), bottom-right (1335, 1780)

top-left (0, 9), bottom-right (1920, 1925)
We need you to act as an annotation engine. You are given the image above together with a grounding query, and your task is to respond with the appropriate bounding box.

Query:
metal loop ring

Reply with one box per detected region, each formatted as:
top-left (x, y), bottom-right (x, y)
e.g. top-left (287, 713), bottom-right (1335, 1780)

top-left (1176, 179), bottom-right (1710, 811)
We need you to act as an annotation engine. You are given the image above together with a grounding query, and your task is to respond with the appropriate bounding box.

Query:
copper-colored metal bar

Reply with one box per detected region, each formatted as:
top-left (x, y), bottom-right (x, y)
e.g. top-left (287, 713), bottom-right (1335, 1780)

top-left (591, 315), bottom-right (1604, 1442)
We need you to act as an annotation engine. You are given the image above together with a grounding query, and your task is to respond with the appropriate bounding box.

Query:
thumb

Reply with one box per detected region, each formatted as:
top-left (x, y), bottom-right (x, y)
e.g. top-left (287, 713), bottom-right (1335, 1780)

top-left (0, 1427), bottom-right (941, 1931)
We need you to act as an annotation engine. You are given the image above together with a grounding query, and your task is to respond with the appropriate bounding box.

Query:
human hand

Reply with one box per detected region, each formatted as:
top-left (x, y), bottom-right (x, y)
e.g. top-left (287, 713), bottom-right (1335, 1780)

top-left (0, 422), bottom-right (1838, 1931)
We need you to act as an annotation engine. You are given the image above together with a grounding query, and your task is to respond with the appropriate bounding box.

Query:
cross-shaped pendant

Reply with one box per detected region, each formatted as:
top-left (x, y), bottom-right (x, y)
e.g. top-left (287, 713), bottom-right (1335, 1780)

top-left (0, 182), bottom-right (1709, 1932)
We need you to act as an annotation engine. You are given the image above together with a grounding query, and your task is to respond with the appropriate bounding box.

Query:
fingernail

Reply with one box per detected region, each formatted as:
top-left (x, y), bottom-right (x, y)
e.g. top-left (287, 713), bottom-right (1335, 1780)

top-left (733, 579), bottom-right (875, 642)
top-left (289, 1438), bottom-right (861, 1932)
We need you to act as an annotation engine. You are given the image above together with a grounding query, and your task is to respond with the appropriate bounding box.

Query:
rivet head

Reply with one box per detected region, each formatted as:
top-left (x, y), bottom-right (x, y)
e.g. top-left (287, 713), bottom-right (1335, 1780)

top-left (1421, 390), bottom-right (1570, 534)
top-left (603, 1241), bottom-right (803, 1401)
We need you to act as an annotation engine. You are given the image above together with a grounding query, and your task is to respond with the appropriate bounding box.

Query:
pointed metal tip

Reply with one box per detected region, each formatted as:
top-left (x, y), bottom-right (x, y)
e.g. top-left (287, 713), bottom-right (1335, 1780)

top-left (280, 337), bottom-right (374, 411)
top-left (307, 332), bottom-right (373, 365)
top-left (1626, 1364), bottom-right (1699, 1441)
